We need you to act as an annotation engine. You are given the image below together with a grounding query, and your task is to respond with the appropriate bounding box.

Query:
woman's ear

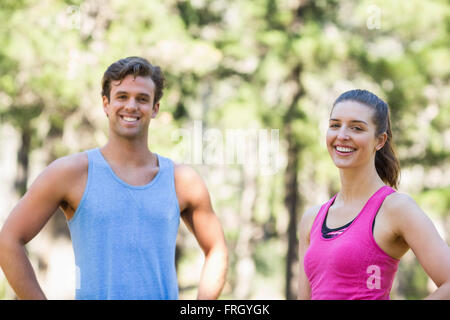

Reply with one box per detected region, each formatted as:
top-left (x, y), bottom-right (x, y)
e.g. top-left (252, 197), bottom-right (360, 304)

top-left (375, 132), bottom-right (388, 151)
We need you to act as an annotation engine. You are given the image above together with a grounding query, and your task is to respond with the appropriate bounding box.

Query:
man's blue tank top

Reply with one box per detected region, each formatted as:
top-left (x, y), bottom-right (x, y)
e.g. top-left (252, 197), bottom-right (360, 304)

top-left (67, 148), bottom-right (180, 300)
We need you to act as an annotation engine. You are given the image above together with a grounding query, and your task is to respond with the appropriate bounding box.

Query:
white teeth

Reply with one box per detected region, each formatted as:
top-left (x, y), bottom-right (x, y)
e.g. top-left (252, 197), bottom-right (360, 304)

top-left (336, 146), bottom-right (355, 152)
top-left (122, 116), bottom-right (138, 122)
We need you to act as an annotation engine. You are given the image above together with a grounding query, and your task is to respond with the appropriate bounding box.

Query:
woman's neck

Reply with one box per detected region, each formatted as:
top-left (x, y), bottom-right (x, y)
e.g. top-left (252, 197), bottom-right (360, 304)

top-left (337, 164), bottom-right (385, 203)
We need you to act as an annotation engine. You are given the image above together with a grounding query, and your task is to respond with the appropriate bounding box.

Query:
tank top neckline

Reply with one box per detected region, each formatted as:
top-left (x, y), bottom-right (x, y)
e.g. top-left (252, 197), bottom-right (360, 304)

top-left (95, 148), bottom-right (162, 190)
top-left (319, 185), bottom-right (390, 241)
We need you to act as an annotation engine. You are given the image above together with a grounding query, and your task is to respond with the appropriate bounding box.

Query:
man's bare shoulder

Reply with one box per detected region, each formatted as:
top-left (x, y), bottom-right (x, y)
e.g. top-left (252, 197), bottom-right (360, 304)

top-left (173, 162), bottom-right (203, 185)
top-left (35, 152), bottom-right (89, 189)
top-left (18, 152), bottom-right (89, 216)
top-left (173, 162), bottom-right (209, 195)
top-left (173, 163), bottom-right (211, 211)
top-left (47, 152), bottom-right (88, 176)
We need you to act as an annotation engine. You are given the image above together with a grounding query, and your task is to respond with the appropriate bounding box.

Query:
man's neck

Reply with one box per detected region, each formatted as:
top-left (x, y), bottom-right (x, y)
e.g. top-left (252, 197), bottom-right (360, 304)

top-left (101, 136), bottom-right (154, 167)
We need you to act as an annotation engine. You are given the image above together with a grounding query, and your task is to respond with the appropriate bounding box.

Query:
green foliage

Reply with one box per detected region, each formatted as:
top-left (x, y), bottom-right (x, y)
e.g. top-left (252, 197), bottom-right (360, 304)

top-left (0, 0), bottom-right (448, 300)
top-left (415, 188), bottom-right (450, 219)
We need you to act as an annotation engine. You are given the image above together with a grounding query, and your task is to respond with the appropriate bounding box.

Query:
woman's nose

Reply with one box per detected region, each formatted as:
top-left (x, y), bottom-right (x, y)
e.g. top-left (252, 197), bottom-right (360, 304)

top-left (337, 127), bottom-right (350, 140)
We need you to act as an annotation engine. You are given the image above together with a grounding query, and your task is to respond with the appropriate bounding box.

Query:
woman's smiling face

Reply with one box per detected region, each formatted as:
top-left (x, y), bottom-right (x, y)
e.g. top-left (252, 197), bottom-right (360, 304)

top-left (326, 100), bottom-right (386, 170)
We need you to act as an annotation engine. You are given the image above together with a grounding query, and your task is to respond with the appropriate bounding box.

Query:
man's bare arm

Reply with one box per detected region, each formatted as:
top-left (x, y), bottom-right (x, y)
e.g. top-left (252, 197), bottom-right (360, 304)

top-left (175, 164), bottom-right (228, 300)
top-left (0, 154), bottom-right (87, 299)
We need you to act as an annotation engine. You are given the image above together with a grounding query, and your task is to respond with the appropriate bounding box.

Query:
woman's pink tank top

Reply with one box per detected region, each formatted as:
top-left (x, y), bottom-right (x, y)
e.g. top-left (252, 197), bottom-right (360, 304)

top-left (303, 186), bottom-right (400, 300)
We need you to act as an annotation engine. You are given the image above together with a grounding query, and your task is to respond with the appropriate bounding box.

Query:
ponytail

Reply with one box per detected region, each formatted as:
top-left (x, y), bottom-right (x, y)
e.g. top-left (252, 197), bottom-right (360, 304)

top-left (374, 118), bottom-right (400, 189)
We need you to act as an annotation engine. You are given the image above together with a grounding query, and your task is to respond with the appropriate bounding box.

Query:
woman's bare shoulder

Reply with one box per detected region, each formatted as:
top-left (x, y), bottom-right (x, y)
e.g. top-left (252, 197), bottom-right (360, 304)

top-left (382, 191), bottom-right (429, 236)
top-left (382, 191), bottom-right (421, 219)
top-left (299, 204), bottom-right (323, 242)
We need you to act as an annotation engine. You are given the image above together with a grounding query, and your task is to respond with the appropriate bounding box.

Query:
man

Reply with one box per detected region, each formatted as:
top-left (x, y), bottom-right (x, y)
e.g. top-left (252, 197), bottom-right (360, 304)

top-left (0, 56), bottom-right (228, 300)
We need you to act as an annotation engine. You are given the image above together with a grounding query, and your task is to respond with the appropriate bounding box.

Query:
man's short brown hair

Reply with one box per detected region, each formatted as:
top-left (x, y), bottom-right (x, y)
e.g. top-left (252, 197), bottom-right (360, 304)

top-left (101, 56), bottom-right (165, 105)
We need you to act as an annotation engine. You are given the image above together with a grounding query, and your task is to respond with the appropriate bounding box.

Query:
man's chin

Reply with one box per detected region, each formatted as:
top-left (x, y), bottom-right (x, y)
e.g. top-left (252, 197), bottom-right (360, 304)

top-left (113, 129), bottom-right (146, 140)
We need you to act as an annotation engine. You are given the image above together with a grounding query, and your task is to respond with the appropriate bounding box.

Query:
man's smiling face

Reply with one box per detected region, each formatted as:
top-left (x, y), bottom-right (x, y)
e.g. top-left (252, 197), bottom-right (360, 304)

top-left (103, 74), bottom-right (160, 140)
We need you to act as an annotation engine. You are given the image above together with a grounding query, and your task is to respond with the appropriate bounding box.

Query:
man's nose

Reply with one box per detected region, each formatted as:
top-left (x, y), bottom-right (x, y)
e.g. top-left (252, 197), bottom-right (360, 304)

top-left (124, 98), bottom-right (137, 110)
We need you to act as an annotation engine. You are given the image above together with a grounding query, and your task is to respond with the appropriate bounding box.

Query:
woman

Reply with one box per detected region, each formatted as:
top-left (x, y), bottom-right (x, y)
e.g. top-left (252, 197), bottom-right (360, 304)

top-left (298, 89), bottom-right (450, 300)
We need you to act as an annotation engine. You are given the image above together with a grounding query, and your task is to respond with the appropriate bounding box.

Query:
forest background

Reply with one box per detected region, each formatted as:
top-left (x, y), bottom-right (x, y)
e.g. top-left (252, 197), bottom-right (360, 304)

top-left (0, 0), bottom-right (449, 299)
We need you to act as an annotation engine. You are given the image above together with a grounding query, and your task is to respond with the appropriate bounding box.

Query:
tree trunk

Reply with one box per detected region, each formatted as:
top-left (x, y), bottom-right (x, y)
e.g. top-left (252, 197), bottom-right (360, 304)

top-left (14, 125), bottom-right (31, 196)
top-left (284, 124), bottom-right (300, 300)
top-left (283, 64), bottom-right (303, 300)
top-left (234, 164), bottom-right (258, 299)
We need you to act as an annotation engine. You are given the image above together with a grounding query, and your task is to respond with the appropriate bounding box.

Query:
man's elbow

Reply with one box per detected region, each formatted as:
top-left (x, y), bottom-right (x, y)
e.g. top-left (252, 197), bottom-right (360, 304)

top-left (214, 243), bottom-right (229, 260)
top-left (0, 230), bottom-right (11, 264)
top-left (0, 230), bottom-right (23, 261)
top-left (220, 245), bottom-right (229, 272)
top-left (207, 243), bottom-right (229, 271)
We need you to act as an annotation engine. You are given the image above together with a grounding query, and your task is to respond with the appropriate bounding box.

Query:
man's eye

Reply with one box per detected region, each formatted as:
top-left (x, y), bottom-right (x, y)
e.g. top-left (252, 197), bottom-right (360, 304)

top-left (330, 124), bottom-right (340, 128)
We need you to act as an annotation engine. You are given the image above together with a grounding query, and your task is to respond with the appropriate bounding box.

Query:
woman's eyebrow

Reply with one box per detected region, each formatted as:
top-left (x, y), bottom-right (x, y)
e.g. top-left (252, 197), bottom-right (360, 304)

top-left (329, 118), bottom-right (368, 125)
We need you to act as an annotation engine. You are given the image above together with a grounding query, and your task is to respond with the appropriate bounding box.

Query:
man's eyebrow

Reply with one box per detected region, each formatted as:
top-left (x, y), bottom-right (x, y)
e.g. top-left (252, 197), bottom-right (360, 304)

top-left (114, 91), bottom-right (151, 97)
top-left (329, 118), bottom-right (368, 125)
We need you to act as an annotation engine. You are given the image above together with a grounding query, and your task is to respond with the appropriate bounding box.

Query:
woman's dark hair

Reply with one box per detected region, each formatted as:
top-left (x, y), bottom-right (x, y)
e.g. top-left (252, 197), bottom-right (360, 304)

top-left (333, 89), bottom-right (400, 189)
top-left (101, 56), bottom-right (165, 105)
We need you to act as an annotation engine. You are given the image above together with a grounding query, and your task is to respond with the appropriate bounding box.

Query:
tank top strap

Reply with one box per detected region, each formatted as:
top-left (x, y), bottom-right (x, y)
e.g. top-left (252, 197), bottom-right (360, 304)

top-left (157, 153), bottom-right (170, 171)
top-left (310, 194), bottom-right (338, 239)
top-left (155, 154), bottom-right (175, 190)
top-left (87, 147), bottom-right (110, 172)
top-left (84, 148), bottom-right (107, 178)
top-left (86, 148), bottom-right (100, 163)
top-left (358, 185), bottom-right (396, 233)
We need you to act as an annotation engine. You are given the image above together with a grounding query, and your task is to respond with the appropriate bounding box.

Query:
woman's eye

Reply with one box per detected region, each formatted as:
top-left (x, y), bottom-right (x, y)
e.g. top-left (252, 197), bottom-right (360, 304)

top-left (352, 126), bottom-right (363, 131)
top-left (330, 124), bottom-right (340, 128)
